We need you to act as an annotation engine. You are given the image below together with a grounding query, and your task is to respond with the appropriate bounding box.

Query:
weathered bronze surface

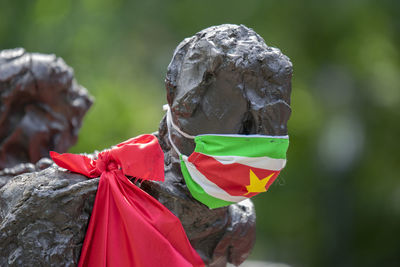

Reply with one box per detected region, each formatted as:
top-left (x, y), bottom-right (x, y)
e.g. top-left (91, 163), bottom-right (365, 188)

top-left (0, 24), bottom-right (292, 266)
top-left (0, 48), bottom-right (93, 170)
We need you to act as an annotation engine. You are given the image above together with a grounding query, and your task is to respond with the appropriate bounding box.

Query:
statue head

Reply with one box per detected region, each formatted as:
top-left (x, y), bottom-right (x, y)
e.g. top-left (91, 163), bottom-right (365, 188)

top-left (0, 48), bottom-right (92, 169)
top-left (163, 24), bottom-right (292, 155)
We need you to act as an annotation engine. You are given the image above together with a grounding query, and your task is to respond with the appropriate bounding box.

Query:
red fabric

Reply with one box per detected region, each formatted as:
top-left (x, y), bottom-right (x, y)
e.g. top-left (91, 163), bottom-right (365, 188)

top-left (50, 134), bottom-right (204, 267)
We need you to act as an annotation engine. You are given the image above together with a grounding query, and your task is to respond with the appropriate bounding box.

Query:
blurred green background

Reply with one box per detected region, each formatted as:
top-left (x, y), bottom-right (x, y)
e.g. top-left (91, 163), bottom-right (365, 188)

top-left (1, 0), bottom-right (399, 266)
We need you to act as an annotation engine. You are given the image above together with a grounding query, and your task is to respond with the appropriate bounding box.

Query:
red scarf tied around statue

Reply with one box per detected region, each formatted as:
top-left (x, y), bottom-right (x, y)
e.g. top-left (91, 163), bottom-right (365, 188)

top-left (50, 134), bottom-right (204, 267)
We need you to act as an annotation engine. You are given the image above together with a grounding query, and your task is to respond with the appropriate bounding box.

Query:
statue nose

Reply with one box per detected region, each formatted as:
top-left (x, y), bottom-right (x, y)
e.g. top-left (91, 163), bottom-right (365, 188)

top-left (240, 101), bottom-right (291, 136)
top-left (256, 101), bottom-right (291, 135)
top-left (238, 111), bottom-right (256, 135)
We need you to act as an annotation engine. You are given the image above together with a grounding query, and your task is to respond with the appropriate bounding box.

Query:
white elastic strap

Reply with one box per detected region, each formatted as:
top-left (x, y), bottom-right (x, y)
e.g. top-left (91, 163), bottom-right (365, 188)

top-left (163, 104), bottom-right (185, 156)
top-left (163, 104), bottom-right (195, 139)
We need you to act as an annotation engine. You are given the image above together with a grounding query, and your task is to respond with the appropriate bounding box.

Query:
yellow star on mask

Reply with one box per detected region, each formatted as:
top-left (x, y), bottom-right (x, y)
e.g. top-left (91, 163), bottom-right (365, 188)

top-left (245, 169), bottom-right (275, 195)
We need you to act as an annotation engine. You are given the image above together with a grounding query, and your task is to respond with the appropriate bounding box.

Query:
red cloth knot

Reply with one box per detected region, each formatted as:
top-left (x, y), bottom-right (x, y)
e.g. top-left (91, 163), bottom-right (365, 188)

top-left (49, 134), bottom-right (165, 181)
top-left (49, 134), bottom-right (204, 267)
top-left (95, 151), bottom-right (119, 173)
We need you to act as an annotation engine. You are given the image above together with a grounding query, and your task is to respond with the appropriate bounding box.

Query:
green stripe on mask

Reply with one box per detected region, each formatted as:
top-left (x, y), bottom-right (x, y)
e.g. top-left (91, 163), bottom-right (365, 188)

top-left (194, 135), bottom-right (289, 159)
top-left (180, 155), bottom-right (235, 209)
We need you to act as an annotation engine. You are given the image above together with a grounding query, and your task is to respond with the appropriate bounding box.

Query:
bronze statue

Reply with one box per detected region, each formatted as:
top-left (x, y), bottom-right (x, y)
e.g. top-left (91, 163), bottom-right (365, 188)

top-left (0, 24), bottom-right (292, 266)
top-left (0, 48), bottom-right (92, 171)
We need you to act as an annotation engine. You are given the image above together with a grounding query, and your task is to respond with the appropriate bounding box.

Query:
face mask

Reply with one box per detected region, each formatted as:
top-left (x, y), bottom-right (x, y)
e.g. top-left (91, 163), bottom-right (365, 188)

top-left (164, 105), bottom-right (289, 209)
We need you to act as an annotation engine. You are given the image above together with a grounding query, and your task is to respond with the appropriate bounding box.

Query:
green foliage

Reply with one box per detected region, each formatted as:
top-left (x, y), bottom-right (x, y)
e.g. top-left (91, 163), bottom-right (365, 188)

top-left (1, 0), bottom-right (399, 266)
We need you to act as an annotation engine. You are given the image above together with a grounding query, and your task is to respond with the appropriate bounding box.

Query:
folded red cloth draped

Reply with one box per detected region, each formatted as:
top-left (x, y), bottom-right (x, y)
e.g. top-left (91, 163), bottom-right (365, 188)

top-left (50, 134), bottom-right (204, 267)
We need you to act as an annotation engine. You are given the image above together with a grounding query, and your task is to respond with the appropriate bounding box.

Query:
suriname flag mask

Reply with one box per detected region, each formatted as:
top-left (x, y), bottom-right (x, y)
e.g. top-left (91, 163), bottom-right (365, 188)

top-left (165, 105), bottom-right (289, 209)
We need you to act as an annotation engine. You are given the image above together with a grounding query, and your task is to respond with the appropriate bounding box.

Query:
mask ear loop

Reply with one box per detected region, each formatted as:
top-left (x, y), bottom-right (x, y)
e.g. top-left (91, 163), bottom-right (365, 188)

top-left (163, 105), bottom-right (195, 140)
top-left (163, 104), bottom-right (194, 156)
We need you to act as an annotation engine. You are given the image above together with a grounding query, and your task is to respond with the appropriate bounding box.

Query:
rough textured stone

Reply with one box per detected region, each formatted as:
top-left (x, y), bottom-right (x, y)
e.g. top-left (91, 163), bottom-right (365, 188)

top-left (0, 24), bottom-right (292, 266)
